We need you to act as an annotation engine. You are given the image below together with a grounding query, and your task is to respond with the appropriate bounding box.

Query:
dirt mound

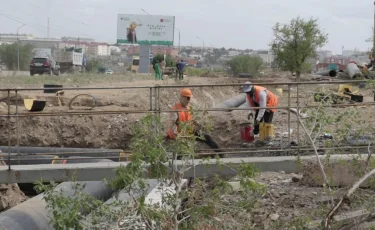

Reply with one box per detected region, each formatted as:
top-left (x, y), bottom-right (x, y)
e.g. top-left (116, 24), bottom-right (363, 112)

top-left (0, 160), bottom-right (27, 211)
top-left (200, 72), bottom-right (221, 78)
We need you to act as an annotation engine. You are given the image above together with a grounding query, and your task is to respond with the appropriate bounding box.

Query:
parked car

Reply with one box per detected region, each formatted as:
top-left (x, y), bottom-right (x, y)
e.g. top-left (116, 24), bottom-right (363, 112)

top-left (30, 57), bottom-right (60, 76)
top-left (105, 69), bottom-right (114, 74)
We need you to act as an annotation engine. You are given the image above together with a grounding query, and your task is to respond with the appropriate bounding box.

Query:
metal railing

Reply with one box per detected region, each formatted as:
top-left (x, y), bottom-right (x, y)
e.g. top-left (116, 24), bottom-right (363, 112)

top-left (0, 79), bottom-right (372, 170)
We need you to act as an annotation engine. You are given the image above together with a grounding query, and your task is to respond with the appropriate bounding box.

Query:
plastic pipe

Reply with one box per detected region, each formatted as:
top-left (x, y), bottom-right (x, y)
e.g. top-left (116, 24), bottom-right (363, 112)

top-left (0, 181), bottom-right (115, 230)
top-left (212, 94), bottom-right (246, 111)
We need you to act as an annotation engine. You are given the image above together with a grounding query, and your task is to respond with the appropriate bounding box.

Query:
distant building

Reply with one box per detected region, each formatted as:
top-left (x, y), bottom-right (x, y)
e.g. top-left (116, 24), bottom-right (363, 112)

top-left (254, 50), bottom-right (274, 65)
top-left (317, 50), bottom-right (332, 61)
top-left (61, 37), bottom-right (95, 43)
top-left (228, 50), bottom-right (240, 57)
top-left (0, 33), bottom-right (34, 43)
top-left (86, 43), bottom-right (110, 56)
top-left (20, 38), bottom-right (61, 49)
top-left (323, 55), bottom-right (351, 65)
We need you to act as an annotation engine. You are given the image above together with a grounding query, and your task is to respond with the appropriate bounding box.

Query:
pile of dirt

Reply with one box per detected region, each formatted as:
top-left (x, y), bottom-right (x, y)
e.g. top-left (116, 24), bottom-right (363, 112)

top-left (0, 160), bottom-right (27, 211)
top-left (200, 72), bottom-right (221, 78)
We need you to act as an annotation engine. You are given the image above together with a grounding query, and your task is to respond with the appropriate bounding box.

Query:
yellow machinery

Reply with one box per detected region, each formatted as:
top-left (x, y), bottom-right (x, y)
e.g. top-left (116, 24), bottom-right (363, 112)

top-left (24, 99), bottom-right (46, 112)
top-left (259, 122), bottom-right (275, 142)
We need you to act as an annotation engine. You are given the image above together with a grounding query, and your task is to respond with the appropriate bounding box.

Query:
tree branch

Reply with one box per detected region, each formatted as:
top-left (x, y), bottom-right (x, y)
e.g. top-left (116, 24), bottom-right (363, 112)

top-left (297, 113), bottom-right (334, 203)
top-left (324, 168), bottom-right (375, 229)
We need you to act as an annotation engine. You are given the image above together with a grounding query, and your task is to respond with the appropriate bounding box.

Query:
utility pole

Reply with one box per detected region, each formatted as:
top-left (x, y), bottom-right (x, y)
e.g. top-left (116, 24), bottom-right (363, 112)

top-left (47, 17), bottom-right (50, 38)
top-left (373, 1), bottom-right (375, 61)
top-left (17, 24), bottom-right (26, 71)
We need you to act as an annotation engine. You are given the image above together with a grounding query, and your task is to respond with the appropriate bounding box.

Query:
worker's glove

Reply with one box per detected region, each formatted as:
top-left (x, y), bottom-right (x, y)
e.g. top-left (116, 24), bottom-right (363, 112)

top-left (247, 113), bottom-right (254, 120)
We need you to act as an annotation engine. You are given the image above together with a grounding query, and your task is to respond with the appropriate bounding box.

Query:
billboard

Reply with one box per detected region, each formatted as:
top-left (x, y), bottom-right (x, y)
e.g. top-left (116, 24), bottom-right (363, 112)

top-left (117, 14), bottom-right (175, 46)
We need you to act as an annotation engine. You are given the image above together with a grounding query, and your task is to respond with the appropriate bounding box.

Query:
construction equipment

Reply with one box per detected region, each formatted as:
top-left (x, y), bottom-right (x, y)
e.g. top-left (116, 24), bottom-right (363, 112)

top-left (54, 49), bottom-right (85, 74)
top-left (130, 56), bottom-right (140, 72)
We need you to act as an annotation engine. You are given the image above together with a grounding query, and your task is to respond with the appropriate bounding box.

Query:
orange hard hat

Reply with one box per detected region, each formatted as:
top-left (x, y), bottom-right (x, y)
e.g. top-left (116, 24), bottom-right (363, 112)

top-left (180, 88), bottom-right (193, 97)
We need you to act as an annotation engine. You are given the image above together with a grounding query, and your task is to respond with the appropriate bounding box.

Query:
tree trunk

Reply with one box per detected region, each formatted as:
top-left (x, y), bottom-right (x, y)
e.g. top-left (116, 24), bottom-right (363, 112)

top-left (296, 71), bottom-right (301, 82)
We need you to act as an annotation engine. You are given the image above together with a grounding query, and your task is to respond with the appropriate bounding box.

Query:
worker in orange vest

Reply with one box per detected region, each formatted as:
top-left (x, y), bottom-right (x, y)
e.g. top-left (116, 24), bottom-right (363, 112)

top-left (168, 88), bottom-right (223, 157)
top-left (243, 82), bottom-right (278, 136)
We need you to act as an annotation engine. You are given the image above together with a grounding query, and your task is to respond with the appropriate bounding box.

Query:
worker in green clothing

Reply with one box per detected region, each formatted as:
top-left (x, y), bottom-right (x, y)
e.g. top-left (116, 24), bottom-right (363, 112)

top-left (154, 61), bottom-right (161, 80)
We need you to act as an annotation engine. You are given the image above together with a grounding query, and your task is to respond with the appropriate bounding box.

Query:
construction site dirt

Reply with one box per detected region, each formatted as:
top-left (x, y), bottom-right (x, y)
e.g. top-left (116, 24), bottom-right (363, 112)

top-left (1, 72), bottom-right (375, 228)
top-left (0, 72), bottom-right (373, 154)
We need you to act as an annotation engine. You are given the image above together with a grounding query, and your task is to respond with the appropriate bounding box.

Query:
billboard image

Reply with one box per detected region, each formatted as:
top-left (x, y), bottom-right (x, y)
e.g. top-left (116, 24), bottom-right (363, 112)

top-left (117, 14), bottom-right (175, 46)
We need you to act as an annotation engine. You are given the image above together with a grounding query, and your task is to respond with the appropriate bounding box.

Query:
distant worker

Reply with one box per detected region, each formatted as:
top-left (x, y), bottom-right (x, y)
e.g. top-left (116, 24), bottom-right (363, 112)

top-left (154, 61), bottom-right (161, 80)
top-left (160, 60), bottom-right (165, 80)
top-left (177, 60), bottom-right (186, 81)
top-left (243, 82), bottom-right (278, 137)
top-left (168, 88), bottom-right (223, 157)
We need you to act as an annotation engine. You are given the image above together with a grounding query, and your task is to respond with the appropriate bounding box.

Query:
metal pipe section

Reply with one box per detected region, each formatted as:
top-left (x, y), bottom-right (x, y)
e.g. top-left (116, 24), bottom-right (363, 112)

top-left (347, 63), bottom-right (363, 79)
top-left (4, 155), bottom-right (57, 165)
top-left (0, 181), bottom-right (115, 230)
top-left (212, 94), bottom-right (246, 111)
top-left (0, 146), bottom-right (122, 154)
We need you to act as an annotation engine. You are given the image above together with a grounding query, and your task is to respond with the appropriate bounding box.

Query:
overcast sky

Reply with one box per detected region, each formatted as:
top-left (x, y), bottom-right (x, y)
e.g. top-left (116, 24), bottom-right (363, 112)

top-left (0, 0), bottom-right (373, 54)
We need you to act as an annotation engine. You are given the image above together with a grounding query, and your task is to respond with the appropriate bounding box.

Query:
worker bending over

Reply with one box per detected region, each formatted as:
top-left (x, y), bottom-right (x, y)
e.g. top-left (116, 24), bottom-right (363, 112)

top-left (243, 82), bottom-right (278, 136)
top-left (167, 88), bottom-right (223, 157)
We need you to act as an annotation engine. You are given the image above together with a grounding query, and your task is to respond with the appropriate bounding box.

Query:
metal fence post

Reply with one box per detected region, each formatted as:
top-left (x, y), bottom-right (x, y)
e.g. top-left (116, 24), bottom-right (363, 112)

top-left (149, 87), bottom-right (153, 111)
top-left (288, 84), bottom-right (291, 146)
top-left (296, 82), bottom-right (300, 153)
top-left (7, 90), bottom-right (11, 171)
top-left (16, 90), bottom-right (19, 158)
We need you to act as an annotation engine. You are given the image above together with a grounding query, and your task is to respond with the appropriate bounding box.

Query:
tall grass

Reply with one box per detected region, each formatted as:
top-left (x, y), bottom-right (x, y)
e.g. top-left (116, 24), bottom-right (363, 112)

top-left (185, 67), bottom-right (208, 77)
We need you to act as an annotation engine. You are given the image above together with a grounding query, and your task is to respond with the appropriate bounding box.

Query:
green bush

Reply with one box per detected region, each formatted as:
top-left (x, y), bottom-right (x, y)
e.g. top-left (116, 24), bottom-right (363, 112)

top-left (152, 54), bottom-right (176, 68)
top-left (226, 55), bottom-right (263, 76)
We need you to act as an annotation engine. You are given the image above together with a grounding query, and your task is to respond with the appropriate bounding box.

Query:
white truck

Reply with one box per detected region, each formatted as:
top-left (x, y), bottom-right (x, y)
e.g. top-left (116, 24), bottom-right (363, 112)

top-left (54, 50), bottom-right (86, 74)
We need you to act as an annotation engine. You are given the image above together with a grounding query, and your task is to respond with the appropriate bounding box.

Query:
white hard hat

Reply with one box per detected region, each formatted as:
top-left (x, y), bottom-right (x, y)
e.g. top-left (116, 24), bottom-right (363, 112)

top-left (243, 81), bottom-right (253, 93)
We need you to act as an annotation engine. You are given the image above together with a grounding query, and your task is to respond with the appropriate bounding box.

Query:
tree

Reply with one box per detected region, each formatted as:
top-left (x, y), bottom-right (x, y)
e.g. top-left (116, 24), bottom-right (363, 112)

top-left (86, 59), bottom-right (103, 72)
top-left (204, 48), bottom-right (223, 67)
top-left (270, 17), bottom-right (328, 79)
top-left (0, 43), bottom-right (34, 70)
top-left (152, 54), bottom-right (176, 68)
top-left (226, 55), bottom-right (263, 76)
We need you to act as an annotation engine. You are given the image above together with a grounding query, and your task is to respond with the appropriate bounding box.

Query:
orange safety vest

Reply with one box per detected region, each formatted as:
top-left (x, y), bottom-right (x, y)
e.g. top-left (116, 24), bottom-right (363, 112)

top-left (167, 103), bottom-right (193, 139)
top-left (246, 86), bottom-right (278, 113)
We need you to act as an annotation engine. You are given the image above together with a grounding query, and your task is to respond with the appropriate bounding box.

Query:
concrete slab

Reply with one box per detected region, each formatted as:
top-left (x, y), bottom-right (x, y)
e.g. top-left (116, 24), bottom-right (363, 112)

top-left (0, 154), bottom-right (370, 184)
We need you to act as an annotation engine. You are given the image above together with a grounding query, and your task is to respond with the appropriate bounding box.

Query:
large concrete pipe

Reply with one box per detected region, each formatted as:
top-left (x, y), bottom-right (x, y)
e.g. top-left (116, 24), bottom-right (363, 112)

top-left (84, 180), bottom-right (159, 228)
top-left (212, 94), bottom-right (246, 111)
top-left (347, 63), bottom-right (363, 79)
top-left (313, 69), bottom-right (337, 77)
top-left (0, 181), bottom-right (115, 230)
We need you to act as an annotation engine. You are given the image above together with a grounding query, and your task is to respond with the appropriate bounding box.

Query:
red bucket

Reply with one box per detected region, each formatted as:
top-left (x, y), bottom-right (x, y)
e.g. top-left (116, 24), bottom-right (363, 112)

top-left (240, 123), bottom-right (254, 142)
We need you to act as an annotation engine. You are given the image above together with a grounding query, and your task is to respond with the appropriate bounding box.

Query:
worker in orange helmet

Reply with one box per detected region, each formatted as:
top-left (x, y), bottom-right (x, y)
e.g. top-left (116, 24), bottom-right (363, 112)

top-left (167, 88), bottom-right (223, 157)
top-left (243, 81), bottom-right (278, 137)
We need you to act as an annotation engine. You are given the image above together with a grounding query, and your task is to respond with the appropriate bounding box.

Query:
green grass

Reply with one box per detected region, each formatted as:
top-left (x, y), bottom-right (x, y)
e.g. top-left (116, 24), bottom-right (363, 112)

top-left (186, 67), bottom-right (208, 77)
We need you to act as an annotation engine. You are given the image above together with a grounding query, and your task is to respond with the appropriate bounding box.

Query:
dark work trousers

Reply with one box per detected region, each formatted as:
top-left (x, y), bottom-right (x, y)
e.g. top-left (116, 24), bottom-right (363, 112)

top-left (178, 70), bottom-right (184, 80)
top-left (253, 110), bottom-right (274, 135)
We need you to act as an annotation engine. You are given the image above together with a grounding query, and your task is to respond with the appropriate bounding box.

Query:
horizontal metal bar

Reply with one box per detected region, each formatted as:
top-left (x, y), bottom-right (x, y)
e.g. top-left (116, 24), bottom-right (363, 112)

top-left (0, 79), bottom-right (369, 92)
top-left (1, 101), bottom-right (373, 118)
